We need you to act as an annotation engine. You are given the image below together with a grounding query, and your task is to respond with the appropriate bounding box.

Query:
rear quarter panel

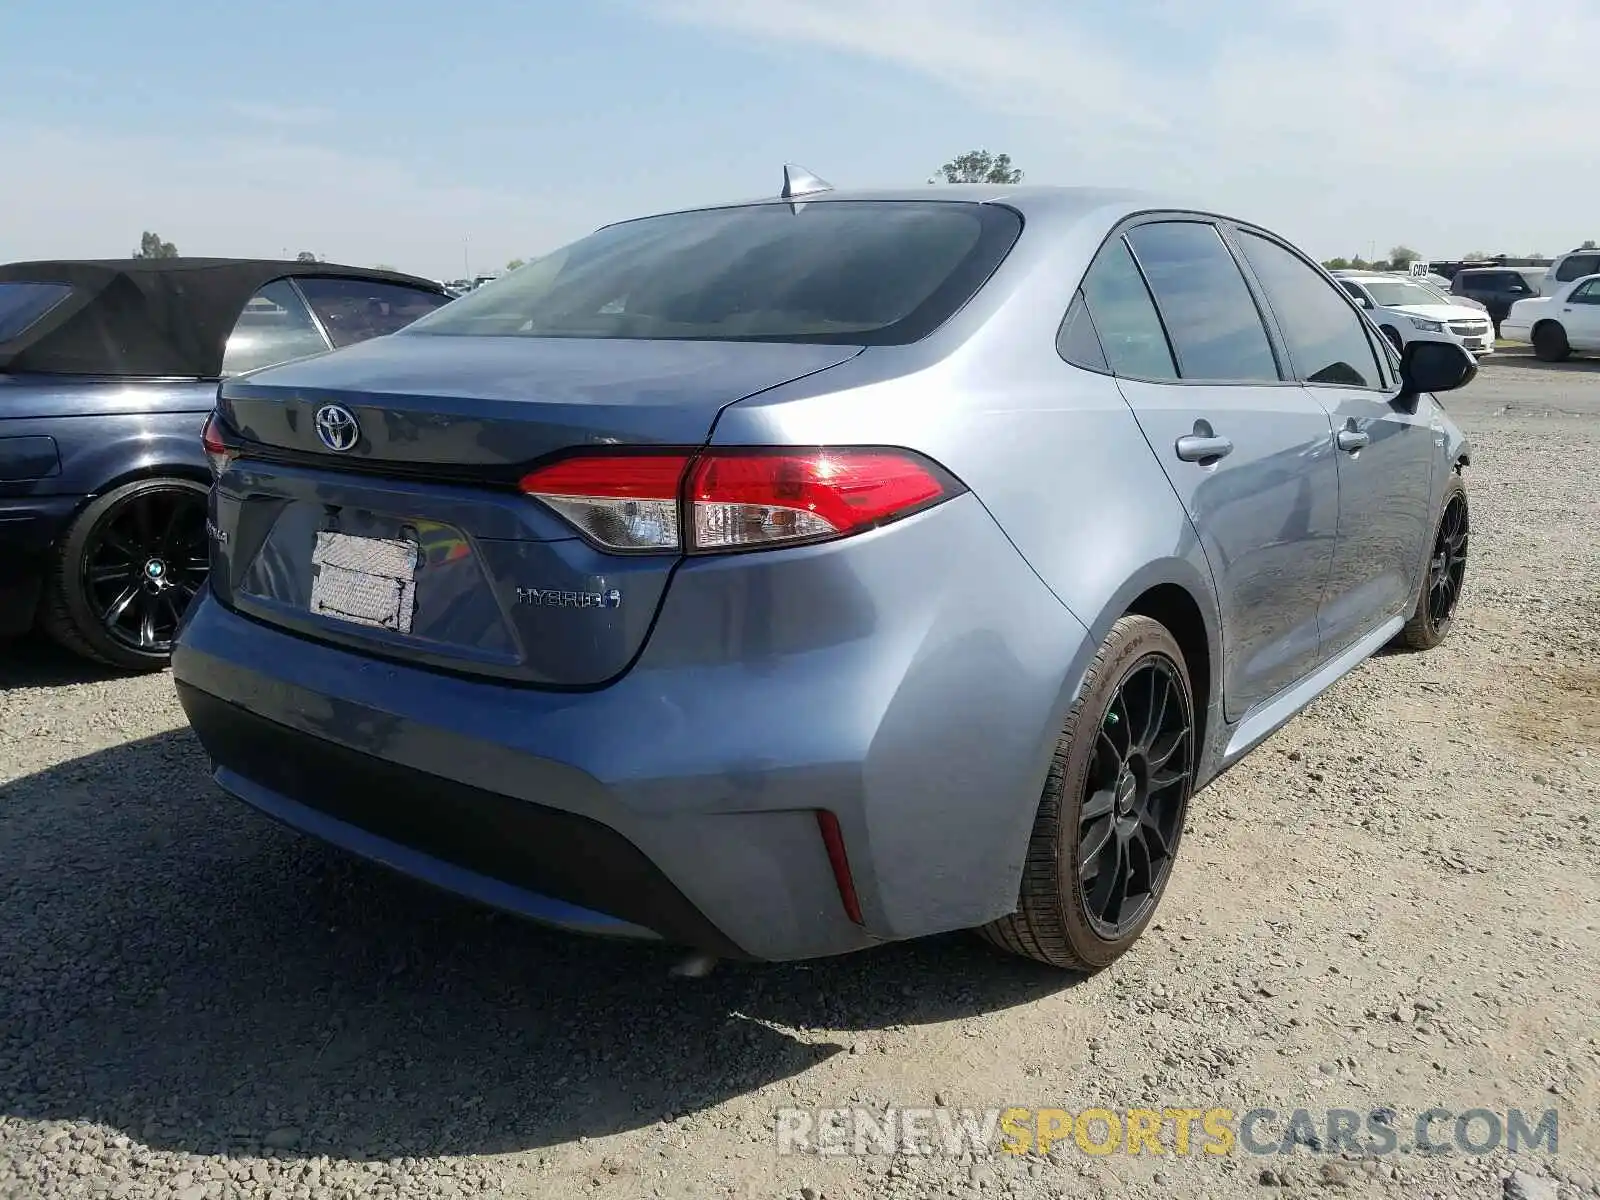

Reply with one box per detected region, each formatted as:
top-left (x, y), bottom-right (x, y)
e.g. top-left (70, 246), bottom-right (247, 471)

top-left (0, 376), bottom-right (215, 498)
top-left (711, 201), bottom-right (1225, 766)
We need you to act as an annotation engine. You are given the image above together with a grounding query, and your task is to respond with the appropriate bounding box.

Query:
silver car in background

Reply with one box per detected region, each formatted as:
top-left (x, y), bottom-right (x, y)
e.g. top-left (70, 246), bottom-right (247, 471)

top-left (174, 175), bottom-right (1476, 971)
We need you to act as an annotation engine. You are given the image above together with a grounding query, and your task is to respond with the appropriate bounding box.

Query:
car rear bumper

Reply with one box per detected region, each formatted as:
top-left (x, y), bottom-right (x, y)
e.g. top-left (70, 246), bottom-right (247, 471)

top-left (174, 681), bottom-right (737, 951)
top-left (171, 494), bottom-right (1094, 961)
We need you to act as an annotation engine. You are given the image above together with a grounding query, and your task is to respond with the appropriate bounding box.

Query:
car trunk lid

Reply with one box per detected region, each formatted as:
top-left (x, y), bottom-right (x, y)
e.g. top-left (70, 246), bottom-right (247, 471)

top-left (210, 334), bottom-right (861, 686)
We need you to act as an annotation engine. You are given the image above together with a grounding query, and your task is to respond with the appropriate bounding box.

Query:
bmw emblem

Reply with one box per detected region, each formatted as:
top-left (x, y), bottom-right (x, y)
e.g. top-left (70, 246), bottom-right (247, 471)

top-left (314, 403), bottom-right (360, 452)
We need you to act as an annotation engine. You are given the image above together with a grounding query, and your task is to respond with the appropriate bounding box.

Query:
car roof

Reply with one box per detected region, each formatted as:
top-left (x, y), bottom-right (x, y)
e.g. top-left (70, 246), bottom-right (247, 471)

top-left (606, 183), bottom-right (1182, 229)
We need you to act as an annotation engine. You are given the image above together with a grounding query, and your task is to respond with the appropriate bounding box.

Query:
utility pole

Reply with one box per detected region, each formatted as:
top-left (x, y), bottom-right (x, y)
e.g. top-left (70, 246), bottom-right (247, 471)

top-left (463, 236), bottom-right (471, 280)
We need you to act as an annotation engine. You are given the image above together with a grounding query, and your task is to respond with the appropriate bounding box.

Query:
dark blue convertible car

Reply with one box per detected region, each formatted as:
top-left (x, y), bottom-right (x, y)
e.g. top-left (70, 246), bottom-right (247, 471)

top-left (0, 257), bottom-right (451, 669)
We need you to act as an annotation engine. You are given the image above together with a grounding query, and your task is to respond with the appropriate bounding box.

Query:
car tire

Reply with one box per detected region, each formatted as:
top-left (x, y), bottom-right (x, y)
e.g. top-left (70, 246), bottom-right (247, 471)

top-left (979, 615), bottom-right (1197, 972)
top-left (1396, 473), bottom-right (1468, 652)
top-left (1380, 325), bottom-right (1403, 352)
top-left (40, 476), bottom-right (211, 672)
top-left (1532, 322), bottom-right (1571, 362)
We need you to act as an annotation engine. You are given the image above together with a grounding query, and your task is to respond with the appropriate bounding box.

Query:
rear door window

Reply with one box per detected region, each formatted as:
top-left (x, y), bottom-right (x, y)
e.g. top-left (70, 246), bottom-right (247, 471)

top-left (221, 279), bottom-right (331, 376)
top-left (0, 282), bottom-right (74, 342)
top-left (1570, 280), bottom-right (1600, 304)
top-left (295, 277), bottom-right (453, 348)
top-left (1124, 221), bottom-right (1280, 382)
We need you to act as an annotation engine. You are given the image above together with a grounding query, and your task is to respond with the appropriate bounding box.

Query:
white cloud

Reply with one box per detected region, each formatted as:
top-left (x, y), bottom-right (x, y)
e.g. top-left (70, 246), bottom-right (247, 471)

top-left (228, 101), bottom-right (331, 127)
top-left (654, 0), bottom-right (1168, 134)
top-left (0, 123), bottom-right (598, 279)
top-left (8, 2), bottom-right (1598, 268)
top-left (647, 0), bottom-right (1600, 257)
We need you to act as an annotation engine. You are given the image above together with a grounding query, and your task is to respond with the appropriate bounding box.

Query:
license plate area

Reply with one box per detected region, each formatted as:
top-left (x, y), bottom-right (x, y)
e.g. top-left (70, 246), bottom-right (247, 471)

top-left (308, 531), bottom-right (419, 633)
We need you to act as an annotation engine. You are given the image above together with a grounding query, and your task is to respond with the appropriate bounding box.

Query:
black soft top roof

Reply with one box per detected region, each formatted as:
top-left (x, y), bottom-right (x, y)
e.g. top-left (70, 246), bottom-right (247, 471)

top-left (0, 257), bottom-right (445, 378)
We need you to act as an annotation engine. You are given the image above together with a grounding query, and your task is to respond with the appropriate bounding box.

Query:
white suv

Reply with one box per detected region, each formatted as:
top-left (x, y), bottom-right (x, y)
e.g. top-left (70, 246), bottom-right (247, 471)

top-left (1331, 272), bottom-right (1494, 356)
top-left (1542, 247), bottom-right (1600, 294)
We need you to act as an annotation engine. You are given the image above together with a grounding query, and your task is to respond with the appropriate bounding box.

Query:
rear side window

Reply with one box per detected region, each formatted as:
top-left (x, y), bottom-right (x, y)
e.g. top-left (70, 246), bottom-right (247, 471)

top-left (401, 201), bottom-right (1024, 346)
top-left (1079, 238), bottom-right (1178, 380)
top-left (1571, 280), bottom-right (1600, 304)
top-left (1124, 221), bottom-right (1279, 382)
top-left (0, 282), bottom-right (74, 342)
top-left (1234, 231), bottom-right (1383, 390)
top-left (1056, 291), bottom-right (1108, 372)
top-left (296, 277), bottom-right (452, 348)
top-left (1557, 254), bottom-right (1600, 282)
top-left (221, 279), bottom-right (330, 376)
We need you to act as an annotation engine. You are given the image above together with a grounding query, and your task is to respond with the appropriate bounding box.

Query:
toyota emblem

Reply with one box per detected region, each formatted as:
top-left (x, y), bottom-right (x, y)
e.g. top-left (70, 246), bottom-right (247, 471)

top-left (314, 403), bottom-right (360, 452)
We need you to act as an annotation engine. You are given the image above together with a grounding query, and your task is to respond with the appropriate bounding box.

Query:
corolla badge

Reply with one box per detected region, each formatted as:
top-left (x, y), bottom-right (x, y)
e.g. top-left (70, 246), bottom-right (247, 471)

top-left (314, 403), bottom-right (361, 452)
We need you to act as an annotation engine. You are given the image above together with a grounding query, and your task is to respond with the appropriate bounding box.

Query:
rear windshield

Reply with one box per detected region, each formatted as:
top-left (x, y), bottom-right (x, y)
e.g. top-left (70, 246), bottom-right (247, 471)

top-left (401, 201), bottom-right (1024, 345)
top-left (0, 282), bottom-right (75, 342)
top-left (1557, 254), bottom-right (1600, 281)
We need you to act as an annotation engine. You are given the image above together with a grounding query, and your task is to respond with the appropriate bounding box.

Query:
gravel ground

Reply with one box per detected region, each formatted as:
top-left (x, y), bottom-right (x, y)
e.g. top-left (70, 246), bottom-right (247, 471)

top-left (2, 352), bottom-right (1597, 1200)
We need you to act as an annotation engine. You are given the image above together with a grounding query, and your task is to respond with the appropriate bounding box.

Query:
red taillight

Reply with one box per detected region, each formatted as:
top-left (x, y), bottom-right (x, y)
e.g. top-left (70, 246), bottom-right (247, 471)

top-left (201, 411), bottom-right (235, 479)
top-left (517, 448), bottom-right (955, 554)
top-left (518, 453), bottom-right (691, 551)
top-left (688, 451), bottom-right (947, 551)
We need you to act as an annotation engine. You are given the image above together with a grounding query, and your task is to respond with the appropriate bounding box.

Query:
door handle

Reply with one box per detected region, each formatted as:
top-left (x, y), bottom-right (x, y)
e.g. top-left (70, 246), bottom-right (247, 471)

top-left (1174, 433), bottom-right (1233, 463)
top-left (1336, 428), bottom-right (1370, 453)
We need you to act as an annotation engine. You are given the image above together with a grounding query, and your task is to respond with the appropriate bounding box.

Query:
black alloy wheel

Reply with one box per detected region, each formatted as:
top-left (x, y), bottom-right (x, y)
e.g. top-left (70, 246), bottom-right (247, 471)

top-left (1077, 655), bottom-right (1193, 939)
top-left (1426, 492), bottom-right (1469, 630)
top-left (1397, 474), bottom-right (1469, 652)
top-left (980, 614), bottom-right (1198, 971)
top-left (43, 477), bottom-right (211, 670)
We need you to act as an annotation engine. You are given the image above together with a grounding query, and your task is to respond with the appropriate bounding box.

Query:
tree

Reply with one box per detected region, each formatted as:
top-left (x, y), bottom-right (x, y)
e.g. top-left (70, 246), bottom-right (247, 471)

top-left (1388, 245), bottom-right (1420, 268)
top-left (1582, 240), bottom-right (1597, 250)
top-left (373, 263), bottom-right (397, 272)
top-left (133, 231), bottom-right (178, 259)
top-left (1321, 257), bottom-right (1352, 271)
top-left (505, 258), bottom-right (526, 272)
top-left (295, 250), bottom-right (318, 263)
top-left (934, 149), bottom-right (1024, 184)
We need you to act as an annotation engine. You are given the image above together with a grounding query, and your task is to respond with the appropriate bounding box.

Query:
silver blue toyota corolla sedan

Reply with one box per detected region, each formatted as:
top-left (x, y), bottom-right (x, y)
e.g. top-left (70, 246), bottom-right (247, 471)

top-left (172, 173), bottom-right (1474, 970)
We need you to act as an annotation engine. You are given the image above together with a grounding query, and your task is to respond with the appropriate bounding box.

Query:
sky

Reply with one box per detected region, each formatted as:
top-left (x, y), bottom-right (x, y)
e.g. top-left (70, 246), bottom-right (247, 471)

top-left (4, 0), bottom-right (1596, 280)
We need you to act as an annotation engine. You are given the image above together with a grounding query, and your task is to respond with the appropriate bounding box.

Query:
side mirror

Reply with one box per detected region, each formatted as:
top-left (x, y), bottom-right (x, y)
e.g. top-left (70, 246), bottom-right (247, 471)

top-left (1400, 339), bottom-right (1476, 395)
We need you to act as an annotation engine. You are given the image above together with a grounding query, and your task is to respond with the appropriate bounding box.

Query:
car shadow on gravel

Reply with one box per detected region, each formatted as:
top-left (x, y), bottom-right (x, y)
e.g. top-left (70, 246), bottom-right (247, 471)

top-left (0, 635), bottom-right (131, 690)
top-left (0, 730), bottom-right (1073, 1162)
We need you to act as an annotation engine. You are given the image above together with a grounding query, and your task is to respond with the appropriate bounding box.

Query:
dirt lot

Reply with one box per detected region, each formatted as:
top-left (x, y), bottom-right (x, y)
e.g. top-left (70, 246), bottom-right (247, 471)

top-left (2, 353), bottom-right (1598, 1200)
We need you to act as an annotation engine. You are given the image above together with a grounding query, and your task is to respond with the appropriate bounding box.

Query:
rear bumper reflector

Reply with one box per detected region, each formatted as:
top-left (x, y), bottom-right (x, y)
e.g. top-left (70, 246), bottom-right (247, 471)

top-left (816, 810), bottom-right (864, 926)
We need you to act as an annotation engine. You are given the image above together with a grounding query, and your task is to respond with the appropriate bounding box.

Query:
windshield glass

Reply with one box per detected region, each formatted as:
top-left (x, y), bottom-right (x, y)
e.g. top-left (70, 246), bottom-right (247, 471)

top-left (1365, 280), bottom-right (1448, 308)
top-left (401, 201), bottom-right (1023, 345)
